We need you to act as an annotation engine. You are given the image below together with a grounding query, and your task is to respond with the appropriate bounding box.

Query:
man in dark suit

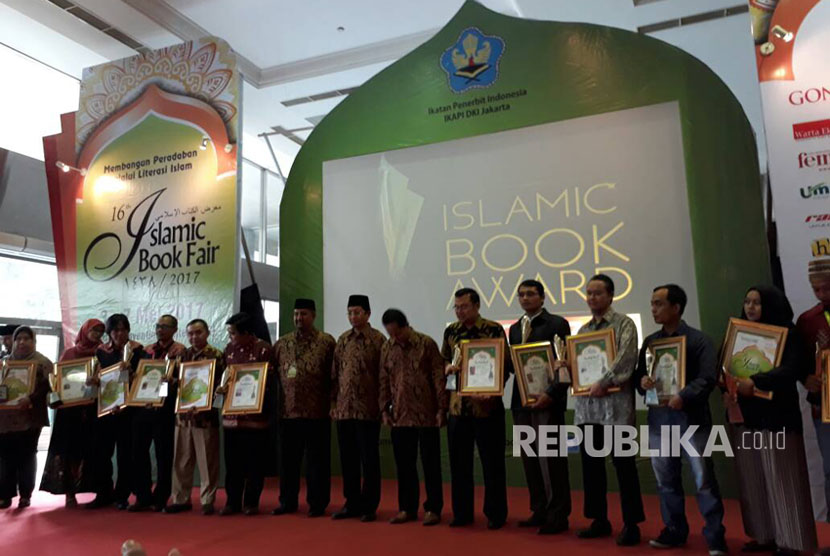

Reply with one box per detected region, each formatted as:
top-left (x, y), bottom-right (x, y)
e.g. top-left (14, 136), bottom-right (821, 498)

top-left (509, 279), bottom-right (571, 534)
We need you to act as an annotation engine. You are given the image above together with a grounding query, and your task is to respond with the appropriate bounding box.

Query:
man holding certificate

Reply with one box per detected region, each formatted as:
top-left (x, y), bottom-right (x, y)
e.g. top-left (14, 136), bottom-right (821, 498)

top-left (572, 275), bottom-right (644, 545)
top-left (634, 284), bottom-right (726, 554)
top-left (441, 288), bottom-right (511, 530)
top-left (220, 312), bottom-right (274, 516)
top-left (508, 279), bottom-right (571, 535)
top-left (330, 295), bottom-right (385, 522)
top-left (272, 298), bottom-right (336, 518)
top-left (165, 319), bottom-right (224, 515)
top-left (130, 314), bottom-right (185, 512)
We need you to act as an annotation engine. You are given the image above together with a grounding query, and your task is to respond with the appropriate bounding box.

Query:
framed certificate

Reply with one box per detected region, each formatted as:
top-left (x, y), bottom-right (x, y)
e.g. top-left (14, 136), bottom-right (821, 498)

top-left (126, 359), bottom-right (168, 407)
top-left (510, 341), bottom-right (554, 406)
top-left (176, 359), bottom-right (216, 413)
top-left (0, 361), bottom-right (37, 409)
top-left (223, 362), bottom-right (268, 415)
top-left (721, 318), bottom-right (787, 401)
top-left (459, 338), bottom-right (505, 397)
top-left (567, 329), bottom-right (619, 396)
top-left (98, 364), bottom-right (127, 417)
top-left (54, 357), bottom-right (95, 407)
top-left (647, 336), bottom-right (687, 405)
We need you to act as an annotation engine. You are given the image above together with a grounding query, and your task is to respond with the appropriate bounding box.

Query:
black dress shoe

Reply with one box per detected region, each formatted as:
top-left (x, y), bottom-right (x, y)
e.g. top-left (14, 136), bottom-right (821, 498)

top-left (487, 520), bottom-right (505, 530)
top-left (201, 504), bottom-right (215, 516)
top-left (308, 508), bottom-right (325, 518)
top-left (151, 504), bottom-right (165, 513)
top-left (332, 507), bottom-right (360, 520)
top-left (219, 506), bottom-right (239, 516)
top-left (271, 505), bottom-right (297, 516)
top-left (616, 524), bottom-right (641, 546)
top-left (0, 499), bottom-right (11, 509)
top-left (538, 521), bottom-right (569, 535)
top-left (127, 502), bottom-right (151, 513)
top-left (741, 541), bottom-right (776, 553)
top-left (449, 518), bottom-right (473, 527)
top-left (518, 515), bottom-right (545, 528)
top-left (84, 496), bottom-right (113, 510)
top-left (360, 513), bottom-right (377, 523)
top-left (243, 506), bottom-right (259, 516)
top-left (114, 501), bottom-right (129, 511)
top-left (163, 503), bottom-right (192, 514)
top-left (577, 519), bottom-right (612, 539)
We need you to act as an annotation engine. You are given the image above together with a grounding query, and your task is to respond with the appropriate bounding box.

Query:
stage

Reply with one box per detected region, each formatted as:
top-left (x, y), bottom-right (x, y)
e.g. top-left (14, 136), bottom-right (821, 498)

top-left (4, 478), bottom-right (829, 555)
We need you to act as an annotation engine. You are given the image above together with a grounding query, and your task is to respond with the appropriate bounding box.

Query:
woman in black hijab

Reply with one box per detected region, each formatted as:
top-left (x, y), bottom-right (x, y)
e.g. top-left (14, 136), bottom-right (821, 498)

top-left (728, 285), bottom-right (817, 555)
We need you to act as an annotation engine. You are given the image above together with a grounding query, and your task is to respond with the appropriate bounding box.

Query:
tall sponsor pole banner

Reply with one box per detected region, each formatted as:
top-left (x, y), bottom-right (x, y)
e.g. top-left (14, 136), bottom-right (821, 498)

top-left (44, 38), bottom-right (239, 346)
top-left (749, 0), bottom-right (829, 519)
top-left (750, 0), bottom-right (830, 312)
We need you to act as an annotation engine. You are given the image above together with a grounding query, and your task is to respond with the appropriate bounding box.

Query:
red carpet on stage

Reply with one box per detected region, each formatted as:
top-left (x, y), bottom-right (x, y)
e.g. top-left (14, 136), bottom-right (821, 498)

top-left (3, 479), bottom-right (829, 555)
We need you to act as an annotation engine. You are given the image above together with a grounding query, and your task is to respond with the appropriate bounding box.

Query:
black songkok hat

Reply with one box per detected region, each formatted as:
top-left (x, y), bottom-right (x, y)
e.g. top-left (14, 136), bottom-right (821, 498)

top-left (0, 324), bottom-right (19, 336)
top-left (347, 295), bottom-right (370, 312)
top-left (294, 298), bottom-right (316, 311)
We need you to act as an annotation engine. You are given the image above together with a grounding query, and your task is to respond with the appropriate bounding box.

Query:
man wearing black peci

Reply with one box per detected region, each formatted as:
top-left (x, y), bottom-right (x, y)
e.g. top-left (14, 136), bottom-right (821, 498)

top-left (509, 279), bottom-right (572, 535)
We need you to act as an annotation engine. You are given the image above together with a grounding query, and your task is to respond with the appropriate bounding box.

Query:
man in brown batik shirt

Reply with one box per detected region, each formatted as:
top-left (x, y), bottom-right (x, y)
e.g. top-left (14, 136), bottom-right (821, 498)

top-left (379, 308), bottom-right (447, 527)
top-left (272, 298), bottom-right (336, 518)
top-left (331, 295), bottom-right (386, 522)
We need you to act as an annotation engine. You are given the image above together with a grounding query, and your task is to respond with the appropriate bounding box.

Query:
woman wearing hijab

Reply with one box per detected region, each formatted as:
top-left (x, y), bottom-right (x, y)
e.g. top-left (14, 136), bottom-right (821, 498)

top-left (0, 326), bottom-right (52, 510)
top-left (726, 286), bottom-right (817, 555)
top-left (40, 319), bottom-right (105, 507)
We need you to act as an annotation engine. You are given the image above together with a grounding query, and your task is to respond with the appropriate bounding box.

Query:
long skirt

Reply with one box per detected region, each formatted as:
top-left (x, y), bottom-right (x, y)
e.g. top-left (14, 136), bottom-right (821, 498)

top-left (730, 425), bottom-right (818, 552)
top-left (40, 405), bottom-right (96, 495)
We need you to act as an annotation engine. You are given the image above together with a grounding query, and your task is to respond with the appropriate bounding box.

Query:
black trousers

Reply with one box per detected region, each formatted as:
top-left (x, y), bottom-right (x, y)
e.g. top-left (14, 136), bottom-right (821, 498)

top-left (131, 408), bottom-right (175, 506)
top-left (93, 409), bottom-right (133, 502)
top-left (513, 409), bottom-right (571, 525)
top-left (448, 413), bottom-right (508, 524)
top-left (224, 426), bottom-right (269, 509)
top-left (0, 428), bottom-right (40, 500)
top-left (579, 424), bottom-right (645, 525)
top-left (336, 419), bottom-right (381, 514)
top-left (390, 426), bottom-right (443, 515)
top-left (279, 418), bottom-right (331, 512)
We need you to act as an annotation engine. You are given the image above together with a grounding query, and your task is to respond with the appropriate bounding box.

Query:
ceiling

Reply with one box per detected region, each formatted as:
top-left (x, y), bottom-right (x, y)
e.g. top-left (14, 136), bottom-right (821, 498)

top-left (0, 0), bottom-right (766, 174)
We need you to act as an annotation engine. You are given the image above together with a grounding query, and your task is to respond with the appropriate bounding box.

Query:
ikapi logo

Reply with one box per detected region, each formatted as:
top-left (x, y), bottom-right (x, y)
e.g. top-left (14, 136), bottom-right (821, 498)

top-left (441, 27), bottom-right (505, 94)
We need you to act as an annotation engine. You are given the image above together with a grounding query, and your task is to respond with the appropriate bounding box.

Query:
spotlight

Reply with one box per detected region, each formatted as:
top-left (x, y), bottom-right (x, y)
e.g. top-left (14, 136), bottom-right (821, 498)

top-left (200, 136), bottom-right (210, 150)
top-left (771, 25), bottom-right (793, 43)
top-left (224, 143), bottom-right (233, 153)
top-left (56, 161), bottom-right (70, 173)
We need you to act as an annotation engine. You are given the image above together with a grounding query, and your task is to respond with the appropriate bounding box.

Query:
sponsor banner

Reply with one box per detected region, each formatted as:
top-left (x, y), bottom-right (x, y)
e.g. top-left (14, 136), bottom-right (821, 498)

top-left (45, 38), bottom-right (240, 346)
top-left (749, 0), bottom-right (830, 313)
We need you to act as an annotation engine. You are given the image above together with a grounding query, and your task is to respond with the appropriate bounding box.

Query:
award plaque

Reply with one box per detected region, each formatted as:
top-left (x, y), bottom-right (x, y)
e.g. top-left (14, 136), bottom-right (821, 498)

top-left (98, 363), bottom-right (127, 417)
top-left (567, 329), bottom-right (620, 396)
top-left (223, 362), bottom-right (268, 415)
top-left (0, 361), bottom-right (37, 409)
top-left (176, 359), bottom-right (216, 413)
top-left (720, 318), bottom-right (787, 401)
top-left (459, 338), bottom-right (505, 397)
top-left (126, 360), bottom-right (168, 407)
top-left (54, 357), bottom-right (96, 407)
top-left (510, 341), bottom-right (555, 406)
top-left (647, 336), bottom-right (687, 405)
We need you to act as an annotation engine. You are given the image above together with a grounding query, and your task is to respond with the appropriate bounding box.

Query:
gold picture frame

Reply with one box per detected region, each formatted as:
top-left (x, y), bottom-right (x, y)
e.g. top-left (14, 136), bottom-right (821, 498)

top-left (176, 359), bottom-right (217, 413)
top-left (98, 363), bottom-right (127, 417)
top-left (566, 329), bottom-right (619, 396)
top-left (459, 338), bottom-right (505, 397)
top-left (126, 359), bottom-right (168, 407)
top-left (0, 360), bottom-right (37, 409)
top-left (54, 357), bottom-right (95, 407)
top-left (721, 318), bottom-right (788, 401)
top-left (223, 362), bottom-right (268, 415)
top-left (647, 336), bottom-right (687, 405)
top-left (510, 341), bottom-right (555, 406)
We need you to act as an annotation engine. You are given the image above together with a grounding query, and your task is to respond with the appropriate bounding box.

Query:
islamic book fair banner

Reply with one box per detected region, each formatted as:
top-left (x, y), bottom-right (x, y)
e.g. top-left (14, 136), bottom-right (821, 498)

top-left (749, 0), bottom-right (830, 313)
top-left (44, 37), bottom-right (240, 346)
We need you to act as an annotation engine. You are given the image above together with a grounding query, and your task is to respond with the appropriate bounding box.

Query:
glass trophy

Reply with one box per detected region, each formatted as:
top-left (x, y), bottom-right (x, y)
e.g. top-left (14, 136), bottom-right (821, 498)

top-left (644, 349), bottom-right (659, 406)
top-left (446, 345), bottom-right (461, 391)
top-left (213, 369), bottom-right (230, 409)
top-left (553, 336), bottom-right (570, 384)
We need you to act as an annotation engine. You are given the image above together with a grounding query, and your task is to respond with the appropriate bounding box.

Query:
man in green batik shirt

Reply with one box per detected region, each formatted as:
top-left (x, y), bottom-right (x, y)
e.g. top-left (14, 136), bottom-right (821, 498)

top-left (441, 288), bottom-right (512, 530)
